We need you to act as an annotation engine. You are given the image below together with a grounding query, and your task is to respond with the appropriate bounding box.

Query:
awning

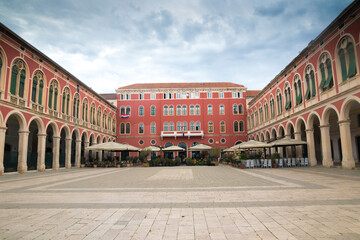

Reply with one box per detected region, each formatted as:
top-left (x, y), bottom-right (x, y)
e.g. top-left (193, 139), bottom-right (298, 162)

top-left (141, 146), bottom-right (161, 152)
top-left (270, 138), bottom-right (307, 147)
top-left (86, 142), bottom-right (139, 151)
top-left (189, 143), bottom-right (212, 151)
top-left (223, 148), bottom-right (235, 152)
top-left (237, 140), bottom-right (272, 149)
top-left (162, 146), bottom-right (185, 152)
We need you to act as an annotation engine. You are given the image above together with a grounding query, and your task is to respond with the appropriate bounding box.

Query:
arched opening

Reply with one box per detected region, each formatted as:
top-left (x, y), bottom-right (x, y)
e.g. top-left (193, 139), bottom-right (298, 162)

top-left (286, 123), bottom-right (296, 158)
top-left (178, 142), bottom-right (187, 160)
top-left (59, 128), bottom-right (67, 168)
top-left (297, 119), bottom-right (307, 158)
top-left (278, 126), bottom-right (285, 157)
top-left (89, 134), bottom-right (95, 161)
top-left (4, 115), bottom-right (21, 172)
top-left (81, 132), bottom-right (87, 163)
top-left (260, 133), bottom-right (265, 142)
top-left (27, 120), bottom-right (40, 170)
top-left (97, 136), bottom-right (102, 161)
top-left (71, 131), bottom-right (76, 166)
top-left (164, 142), bottom-right (173, 159)
top-left (322, 108), bottom-right (340, 166)
top-left (191, 142), bottom-right (199, 159)
top-left (308, 114), bottom-right (322, 165)
top-left (45, 124), bottom-right (56, 169)
top-left (265, 132), bottom-right (270, 143)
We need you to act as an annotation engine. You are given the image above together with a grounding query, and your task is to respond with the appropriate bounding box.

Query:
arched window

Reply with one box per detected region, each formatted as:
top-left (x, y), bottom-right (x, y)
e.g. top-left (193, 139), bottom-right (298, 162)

top-left (108, 114), bottom-right (112, 131)
top-left (177, 105), bottom-right (181, 115)
top-left (251, 114), bottom-right (254, 129)
top-left (126, 106), bottom-right (130, 115)
top-left (48, 80), bottom-right (58, 111)
top-left (208, 121), bottom-right (214, 133)
top-left (163, 105), bottom-right (168, 115)
top-left (10, 58), bottom-right (26, 98)
top-left (183, 122), bottom-right (187, 131)
top-left (97, 107), bottom-right (101, 126)
top-left (219, 104), bottom-right (224, 115)
top-left (270, 96), bottom-right (275, 119)
top-left (207, 104), bottom-right (212, 115)
top-left (195, 105), bottom-right (200, 115)
top-left (238, 104), bottom-right (243, 114)
top-left (220, 121), bottom-right (225, 133)
top-left (254, 110), bottom-right (258, 127)
top-left (82, 98), bottom-right (88, 122)
top-left (164, 122), bottom-right (168, 131)
top-left (190, 122), bottom-right (195, 131)
top-left (234, 121), bottom-right (239, 132)
top-left (139, 106), bottom-right (144, 116)
top-left (233, 104), bottom-right (238, 114)
top-left (319, 52), bottom-right (334, 91)
top-left (73, 93), bottom-right (80, 119)
top-left (182, 105), bottom-right (187, 115)
top-left (90, 103), bottom-right (96, 125)
top-left (151, 106), bottom-right (156, 116)
top-left (264, 101), bottom-right (269, 122)
top-left (102, 111), bottom-right (107, 129)
top-left (177, 122), bottom-right (182, 131)
top-left (62, 87), bottom-right (71, 115)
top-left (169, 122), bottom-right (174, 131)
top-left (150, 123), bottom-right (156, 134)
top-left (304, 65), bottom-right (316, 100)
top-left (120, 123), bottom-right (125, 134)
top-left (284, 84), bottom-right (292, 110)
top-left (139, 123), bottom-right (144, 134)
top-left (189, 105), bottom-right (194, 115)
top-left (239, 121), bottom-right (244, 132)
top-left (112, 118), bottom-right (116, 132)
top-left (126, 123), bottom-right (130, 134)
top-left (338, 36), bottom-right (357, 81)
top-left (120, 106), bottom-right (125, 115)
top-left (294, 75), bottom-right (303, 105)
top-left (196, 121), bottom-right (201, 131)
top-left (31, 70), bottom-right (44, 104)
top-left (169, 105), bottom-right (174, 115)
top-left (0, 53), bottom-right (3, 86)
top-left (276, 90), bottom-right (283, 115)
top-left (259, 105), bottom-right (263, 124)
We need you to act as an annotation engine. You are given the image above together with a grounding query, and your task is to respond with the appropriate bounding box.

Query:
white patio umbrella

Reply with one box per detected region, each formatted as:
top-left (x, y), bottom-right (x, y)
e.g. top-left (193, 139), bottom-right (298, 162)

top-left (223, 147), bottom-right (236, 152)
top-left (86, 142), bottom-right (132, 151)
top-left (162, 145), bottom-right (185, 152)
top-left (237, 140), bottom-right (272, 149)
top-left (189, 143), bottom-right (212, 151)
top-left (141, 146), bottom-right (161, 152)
top-left (270, 138), bottom-right (307, 147)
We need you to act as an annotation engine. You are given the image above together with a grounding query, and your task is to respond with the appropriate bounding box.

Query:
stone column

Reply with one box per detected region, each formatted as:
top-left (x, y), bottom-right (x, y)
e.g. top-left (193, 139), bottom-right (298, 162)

top-left (84, 141), bottom-right (89, 161)
top-left (270, 138), bottom-right (275, 155)
top-left (0, 127), bottom-right (7, 175)
top-left (277, 138), bottom-right (284, 158)
top-left (338, 120), bottom-right (355, 169)
top-left (98, 150), bottom-right (102, 162)
top-left (53, 136), bottom-right (60, 170)
top-left (75, 140), bottom-right (81, 167)
top-left (285, 134), bottom-right (292, 158)
top-left (320, 125), bottom-right (333, 167)
top-left (305, 129), bottom-right (317, 166)
top-left (294, 132), bottom-right (302, 158)
top-left (18, 130), bottom-right (29, 173)
top-left (37, 133), bottom-right (46, 172)
top-left (65, 138), bottom-right (72, 168)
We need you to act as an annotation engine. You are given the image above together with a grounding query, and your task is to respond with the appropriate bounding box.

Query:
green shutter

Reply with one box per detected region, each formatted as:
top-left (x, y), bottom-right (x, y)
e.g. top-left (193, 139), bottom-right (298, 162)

top-left (66, 95), bottom-right (70, 114)
top-left (62, 94), bottom-right (66, 113)
top-left (288, 89), bottom-right (291, 108)
top-left (38, 80), bottom-right (43, 104)
top-left (31, 77), bottom-right (37, 102)
top-left (339, 49), bottom-right (348, 81)
top-left (310, 71), bottom-right (316, 97)
top-left (10, 65), bottom-right (18, 95)
top-left (347, 43), bottom-right (357, 78)
top-left (298, 81), bottom-right (302, 103)
top-left (305, 75), bottom-right (311, 99)
top-left (82, 103), bottom-right (85, 120)
top-left (73, 98), bottom-right (76, 116)
top-left (54, 89), bottom-right (58, 111)
top-left (48, 86), bottom-right (53, 108)
top-left (85, 105), bottom-right (88, 122)
top-left (319, 63), bottom-right (326, 89)
top-left (323, 59), bottom-right (333, 89)
top-left (18, 69), bottom-right (25, 98)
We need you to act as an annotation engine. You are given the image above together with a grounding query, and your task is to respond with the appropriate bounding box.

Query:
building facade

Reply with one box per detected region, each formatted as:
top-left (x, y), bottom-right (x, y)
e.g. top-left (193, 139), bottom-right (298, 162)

top-left (0, 23), bottom-right (117, 174)
top-left (247, 1), bottom-right (360, 169)
top-left (116, 83), bottom-right (248, 159)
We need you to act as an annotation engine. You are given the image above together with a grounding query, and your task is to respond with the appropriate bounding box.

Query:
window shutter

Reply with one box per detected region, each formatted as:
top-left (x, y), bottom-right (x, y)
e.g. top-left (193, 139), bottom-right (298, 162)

top-left (347, 43), bottom-right (357, 78)
top-left (10, 66), bottom-right (18, 95)
top-left (319, 63), bottom-right (326, 89)
top-left (323, 59), bottom-right (333, 89)
top-left (310, 71), bottom-right (316, 97)
top-left (339, 49), bottom-right (348, 81)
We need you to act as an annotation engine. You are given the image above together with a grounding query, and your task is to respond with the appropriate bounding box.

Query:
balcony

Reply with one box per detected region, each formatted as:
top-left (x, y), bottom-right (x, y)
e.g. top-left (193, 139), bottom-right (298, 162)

top-left (161, 130), bottom-right (204, 140)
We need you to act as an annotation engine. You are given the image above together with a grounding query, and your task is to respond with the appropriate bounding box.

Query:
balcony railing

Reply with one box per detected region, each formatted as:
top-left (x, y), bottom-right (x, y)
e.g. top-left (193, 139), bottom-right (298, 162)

top-left (161, 130), bottom-right (204, 139)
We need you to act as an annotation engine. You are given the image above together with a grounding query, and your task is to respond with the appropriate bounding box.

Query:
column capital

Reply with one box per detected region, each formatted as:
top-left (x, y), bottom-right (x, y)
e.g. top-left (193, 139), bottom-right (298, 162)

top-left (66, 138), bottom-right (72, 141)
top-left (338, 119), bottom-right (351, 125)
top-left (0, 126), bottom-right (7, 130)
top-left (319, 124), bottom-right (330, 129)
top-left (53, 136), bottom-right (61, 139)
top-left (305, 128), bottom-right (314, 133)
top-left (294, 131), bottom-right (301, 135)
top-left (18, 130), bottom-right (30, 134)
top-left (76, 140), bottom-right (82, 143)
top-left (38, 134), bottom-right (47, 137)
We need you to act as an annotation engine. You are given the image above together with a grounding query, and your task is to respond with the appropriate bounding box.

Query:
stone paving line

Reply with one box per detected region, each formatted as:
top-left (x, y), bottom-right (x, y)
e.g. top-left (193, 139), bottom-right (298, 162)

top-left (0, 165), bottom-right (359, 239)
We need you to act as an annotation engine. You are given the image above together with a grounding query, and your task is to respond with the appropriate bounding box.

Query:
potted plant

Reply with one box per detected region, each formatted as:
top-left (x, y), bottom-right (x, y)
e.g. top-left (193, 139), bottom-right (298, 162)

top-left (239, 152), bottom-right (247, 169)
top-left (92, 160), bottom-right (98, 168)
top-left (80, 157), bottom-right (85, 168)
top-left (104, 161), bottom-right (109, 168)
top-left (271, 153), bottom-right (280, 168)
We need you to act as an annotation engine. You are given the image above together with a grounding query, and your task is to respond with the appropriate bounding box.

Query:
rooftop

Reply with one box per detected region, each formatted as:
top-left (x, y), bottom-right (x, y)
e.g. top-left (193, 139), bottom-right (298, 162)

top-left (117, 82), bottom-right (244, 90)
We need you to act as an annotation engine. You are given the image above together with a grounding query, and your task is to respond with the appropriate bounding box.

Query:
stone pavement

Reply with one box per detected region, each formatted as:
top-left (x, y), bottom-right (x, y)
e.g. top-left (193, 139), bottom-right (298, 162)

top-left (0, 165), bottom-right (360, 239)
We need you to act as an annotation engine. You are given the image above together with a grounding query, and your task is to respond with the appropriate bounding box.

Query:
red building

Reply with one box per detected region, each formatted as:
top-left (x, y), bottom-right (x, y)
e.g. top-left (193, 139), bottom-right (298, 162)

top-left (116, 83), bottom-right (248, 159)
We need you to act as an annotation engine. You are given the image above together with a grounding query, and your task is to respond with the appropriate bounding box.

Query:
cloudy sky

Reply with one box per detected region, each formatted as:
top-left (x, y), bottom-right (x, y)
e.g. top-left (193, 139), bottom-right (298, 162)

top-left (0, 0), bottom-right (353, 93)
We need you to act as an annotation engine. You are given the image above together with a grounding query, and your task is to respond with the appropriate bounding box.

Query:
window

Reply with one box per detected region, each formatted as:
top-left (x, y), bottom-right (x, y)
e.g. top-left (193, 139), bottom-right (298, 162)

top-left (190, 105), bottom-right (194, 115)
top-left (239, 121), bottom-right (244, 132)
top-left (139, 123), bottom-right (144, 134)
top-left (139, 93), bottom-right (144, 100)
top-left (195, 105), bottom-right (200, 115)
top-left (270, 96), bottom-right (275, 119)
top-left (196, 121), bottom-right (201, 131)
top-left (151, 140), bottom-right (156, 145)
top-left (304, 65), bottom-right (316, 99)
top-left (90, 103), bottom-right (96, 125)
top-left (102, 111), bottom-right (107, 129)
top-left (176, 105), bottom-right (181, 115)
top-left (73, 93), bottom-right (80, 119)
top-left (207, 92), bottom-right (212, 99)
top-left (177, 122), bottom-right (182, 131)
top-left (62, 87), bottom-right (71, 115)
top-left (259, 106), bottom-right (263, 124)
top-left (176, 92), bottom-right (181, 99)
top-left (169, 105), bottom-right (174, 115)
top-left (232, 92), bottom-right (237, 98)
top-left (151, 123), bottom-right (156, 134)
top-left (264, 101), bottom-right (269, 122)
top-left (163, 105), bottom-right (168, 115)
top-left (189, 92), bottom-right (194, 99)
top-left (139, 140), bottom-right (144, 145)
top-left (220, 121), bottom-right (225, 133)
top-left (169, 93), bottom-right (173, 99)
top-left (238, 104), bottom-right (243, 114)
top-left (169, 122), bottom-right (174, 131)
top-left (108, 114), bottom-right (112, 131)
top-left (126, 123), bottom-right (130, 134)
top-left (254, 110), bottom-right (258, 127)
top-left (120, 106), bottom-right (125, 115)
top-left (276, 91), bottom-right (283, 115)
top-left (182, 105), bottom-right (187, 115)
top-left (207, 104), bottom-right (212, 115)
top-left (219, 104), bottom-right (224, 115)
top-left (234, 121), bottom-right (239, 132)
top-left (183, 122), bottom-right (187, 131)
top-left (284, 84), bottom-right (292, 110)
top-left (319, 52), bottom-right (334, 91)
top-left (294, 75), bottom-right (303, 105)
top-left (48, 80), bottom-right (59, 111)
top-left (190, 122), bottom-right (195, 131)
top-left (151, 106), bottom-right (156, 116)
top-left (195, 92), bottom-right (199, 98)
top-left (126, 94), bottom-right (131, 100)
top-left (112, 118), bottom-right (116, 132)
top-left (208, 121), bottom-right (213, 133)
top-left (139, 106), bottom-right (144, 116)
top-left (126, 106), bottom-right (131, 115)
top-left (182, 92), bottom-right (187, 99)
top-left (163, 93), bottom-right (168, 99)
top-left (120, 123), bottom-right (125, 134)
top-left (219, 92), bottom-right (224, 98)
top-left (233, 104), bottom-right (238, 114)
top-left (220, 138), bottom-right (226, 144)
top-left (151, 93), bottom-right (156, 99)
top-left (10, 58), bottom-right (26, 98)
top-left (232, 91), bottom-right (242, 98)
top-left (82, 99), bottom-right (88, 122)
top-left (121, 94), bottom-right (125, 100)
top-left (97, 107), bottom-right (101, 126)
top-left (31, 70), bottom-right (44, 105)
top-left (209, 138), bottom-right (214, 144)
top-left (338, 36), bottom-right (357, 81)
top-left (164, 122), bottom-right (168, 131)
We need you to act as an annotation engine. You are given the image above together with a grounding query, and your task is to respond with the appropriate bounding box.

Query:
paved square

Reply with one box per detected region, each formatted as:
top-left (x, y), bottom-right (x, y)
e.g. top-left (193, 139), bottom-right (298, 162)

top-left (1, 166), bottom-right (360, 239)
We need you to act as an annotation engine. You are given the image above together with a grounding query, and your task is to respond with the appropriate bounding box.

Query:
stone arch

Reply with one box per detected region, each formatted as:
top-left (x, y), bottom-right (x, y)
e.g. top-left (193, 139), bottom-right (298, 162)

top-left (322, 105), bottom-right (340, 125)
top-left (27, 117), bottom-right (45, 171)
top-left (260, 133), bottom-right (265, 142)
top-left (271, 127), bottom-right (277, 140)
top-left (255, 134), bottom-right (259, 141)
top-left (295, 117), bottom-right (306, 133)
top-left (306, 112), bottom-right (321, 130)
top-left (277, 125), bottom-right (285, 138)
top-left (4, 110), bottom-right (27, 131)
top-left (285, 121), bottom-right (295, 137)
top-left (59, 125), bottom-right (71, 168)
top-left (0, 46), bottom-right (8, 93)
top-left (8, 57), bottom-right (30, 99)
top-left (340, 96), bottom-right (360, 121)
top-left (265, 130), bottom-right (271, 142)
top-left (27, 116), bottom-right (45, 134)
top-left (307, 112), bottom-right (322, 165)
